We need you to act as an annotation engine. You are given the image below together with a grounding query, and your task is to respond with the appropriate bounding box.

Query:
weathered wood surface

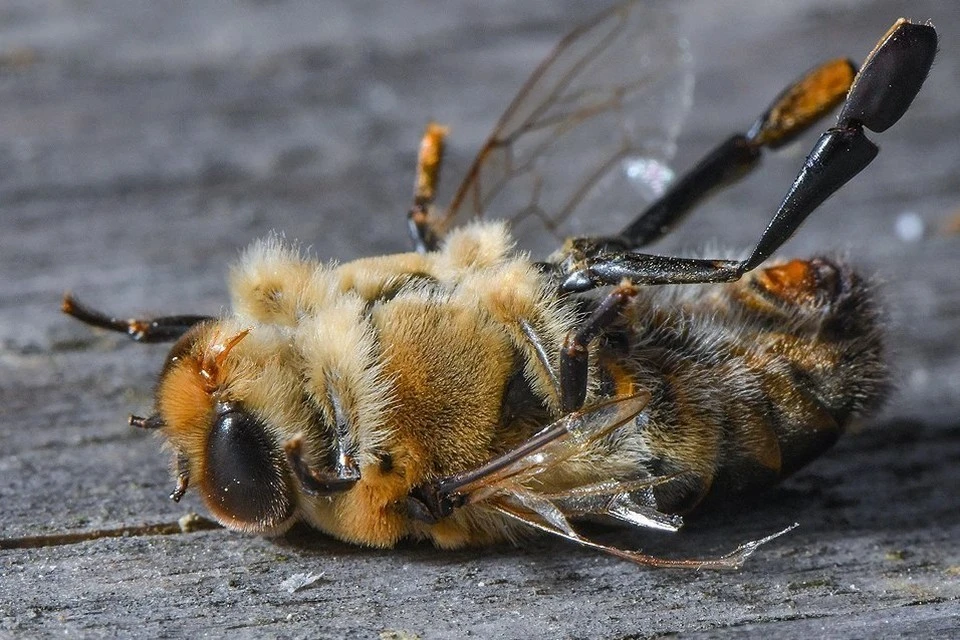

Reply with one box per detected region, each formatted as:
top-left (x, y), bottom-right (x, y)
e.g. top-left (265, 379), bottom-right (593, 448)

top-left (1, 0), bottom-right (958, 637)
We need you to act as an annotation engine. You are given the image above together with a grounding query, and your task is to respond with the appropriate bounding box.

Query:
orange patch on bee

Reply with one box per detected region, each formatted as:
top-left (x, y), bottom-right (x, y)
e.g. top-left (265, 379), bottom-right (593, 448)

top-left (155, 325), bottom-right (250, 474)
top-left (601, 359), bottom-right (638, 398)
top-left (754, 58), bottom-right (855, 148)
top-left (374, 298), bottom-right (513, 474)
top-left (327, 438), bottom-right (428, 547)
top-left (333, 474), bottom-right (411, 547)
top-left (155, 359), bottom-right (216, 467)
top-left (414, 122), bottom-right (449, 204)
top-left (756, 259), bottom-right (818, 304)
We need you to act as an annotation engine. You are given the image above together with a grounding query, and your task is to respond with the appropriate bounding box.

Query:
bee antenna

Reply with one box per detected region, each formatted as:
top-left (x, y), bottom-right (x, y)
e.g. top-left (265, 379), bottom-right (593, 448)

top-left (62, 292), bottom-right (213, 343)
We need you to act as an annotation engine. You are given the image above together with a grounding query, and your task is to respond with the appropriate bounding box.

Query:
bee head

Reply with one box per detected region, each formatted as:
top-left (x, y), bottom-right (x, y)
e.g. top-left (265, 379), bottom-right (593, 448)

top-left (150, 321), bottom-right (298, 534)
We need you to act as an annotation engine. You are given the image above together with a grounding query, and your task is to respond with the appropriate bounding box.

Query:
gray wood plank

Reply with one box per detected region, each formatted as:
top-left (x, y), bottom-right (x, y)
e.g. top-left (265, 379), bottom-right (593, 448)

top-left (2, 1), bottom-right (958, 637)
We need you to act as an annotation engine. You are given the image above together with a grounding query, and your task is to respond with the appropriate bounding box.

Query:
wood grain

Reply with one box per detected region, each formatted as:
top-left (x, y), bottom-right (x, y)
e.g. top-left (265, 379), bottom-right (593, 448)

top-left (1, 1), bottom-right (958, 637)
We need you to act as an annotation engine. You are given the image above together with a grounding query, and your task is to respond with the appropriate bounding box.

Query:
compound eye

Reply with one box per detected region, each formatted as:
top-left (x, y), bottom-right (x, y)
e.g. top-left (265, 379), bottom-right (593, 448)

top-left (201, 403), bottom-right (295, 532)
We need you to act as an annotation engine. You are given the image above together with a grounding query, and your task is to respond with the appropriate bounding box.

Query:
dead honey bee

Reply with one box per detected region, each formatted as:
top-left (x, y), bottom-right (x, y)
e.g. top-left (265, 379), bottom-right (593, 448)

top-left (63, 2), bottom-right (937, 568)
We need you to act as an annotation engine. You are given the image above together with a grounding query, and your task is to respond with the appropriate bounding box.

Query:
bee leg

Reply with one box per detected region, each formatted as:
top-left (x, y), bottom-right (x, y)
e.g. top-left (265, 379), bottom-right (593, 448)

top-left (283, 436), bottom-right (360, 496)
top-left (565, 19), bottom-right (936, 257)
top-left (170, 452), bottom-right (190, 502)
top-left (407, 393), bottom-right (650, 523)
top-left (128, 414), bottom-right (192, 500)
top-left (128, 414), bottom-right (164, 430)
top-left (407, 122), bottom-right (449, 253)
top-left (559, 281), bottom-right (638, 413)
top-left (513, 319), bottom-right (561, 399)
top-left (610, 57), bottom-right (858, 251)
top-left (61, 293), bottom-right (213, 343)
top-left (561, 20), bottom-right (936, 294)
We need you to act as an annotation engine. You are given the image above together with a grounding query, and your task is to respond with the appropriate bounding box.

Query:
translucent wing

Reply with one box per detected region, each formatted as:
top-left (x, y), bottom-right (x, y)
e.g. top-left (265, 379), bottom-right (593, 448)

top-left (431, 392), bottom-right (796, 569)
top-left (445, 391), bottom-right (676, 533)
top-left (493, 493), bottom-right (799, 569)
top-left (437, 0), bottom-right (693, 254)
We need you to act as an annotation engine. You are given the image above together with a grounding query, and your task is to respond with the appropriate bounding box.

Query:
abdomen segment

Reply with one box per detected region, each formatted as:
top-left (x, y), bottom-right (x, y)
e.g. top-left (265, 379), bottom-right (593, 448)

top-left (613, 257), bottom-right (887, 513)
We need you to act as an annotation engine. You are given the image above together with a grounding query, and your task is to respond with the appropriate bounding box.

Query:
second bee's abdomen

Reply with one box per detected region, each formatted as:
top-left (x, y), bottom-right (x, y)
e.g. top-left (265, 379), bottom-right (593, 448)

top-left (614, 257), bottom-right (887, 513)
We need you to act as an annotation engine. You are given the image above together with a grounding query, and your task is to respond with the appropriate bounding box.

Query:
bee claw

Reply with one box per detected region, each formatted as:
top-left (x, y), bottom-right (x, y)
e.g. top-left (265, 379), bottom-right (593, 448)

top-left (284, 436), bottom-right (360, 496)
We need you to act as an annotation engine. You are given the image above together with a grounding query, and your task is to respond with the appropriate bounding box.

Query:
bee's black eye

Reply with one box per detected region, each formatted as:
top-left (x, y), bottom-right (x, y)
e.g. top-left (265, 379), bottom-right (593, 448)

top-left (201, 404), bottom-right (294, 532)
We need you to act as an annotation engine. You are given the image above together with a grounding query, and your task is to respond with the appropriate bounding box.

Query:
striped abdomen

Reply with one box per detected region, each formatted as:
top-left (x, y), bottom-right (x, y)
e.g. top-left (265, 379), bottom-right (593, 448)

top-left (605, 257), bottom-right (888, 513)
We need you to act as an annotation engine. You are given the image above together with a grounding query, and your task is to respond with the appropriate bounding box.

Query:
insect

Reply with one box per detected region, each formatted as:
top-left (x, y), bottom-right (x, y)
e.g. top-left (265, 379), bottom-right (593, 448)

top-left (63, 3), bottom-right (937, 568)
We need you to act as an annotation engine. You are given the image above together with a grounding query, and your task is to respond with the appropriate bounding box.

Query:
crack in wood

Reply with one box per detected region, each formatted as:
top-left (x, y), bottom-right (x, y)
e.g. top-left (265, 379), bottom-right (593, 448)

top-left (0, 514), bottom-right (221, 550)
